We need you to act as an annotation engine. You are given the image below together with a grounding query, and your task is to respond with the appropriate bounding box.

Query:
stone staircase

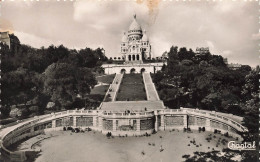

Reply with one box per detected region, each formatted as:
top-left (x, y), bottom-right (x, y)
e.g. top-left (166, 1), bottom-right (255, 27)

top-left (142, 73), bottom-right (160, 101)
top-left (103, 74), bottom-right (123, 102)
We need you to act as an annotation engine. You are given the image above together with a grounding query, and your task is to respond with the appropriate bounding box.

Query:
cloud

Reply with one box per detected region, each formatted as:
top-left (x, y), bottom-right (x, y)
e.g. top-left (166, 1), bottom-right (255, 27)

top-left (15, 31), bottom-right (57, 48)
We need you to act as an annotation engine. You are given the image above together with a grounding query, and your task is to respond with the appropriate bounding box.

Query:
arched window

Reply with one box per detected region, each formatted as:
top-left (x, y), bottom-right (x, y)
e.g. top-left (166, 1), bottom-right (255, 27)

top-left (128, 55), bottom-right (131, 61)
top-left (133, 46), bottom-right (135, 51)
top-left (137, 55), bottom-right (139, 60)
top-left (132, 55), bottom-right (135, 61)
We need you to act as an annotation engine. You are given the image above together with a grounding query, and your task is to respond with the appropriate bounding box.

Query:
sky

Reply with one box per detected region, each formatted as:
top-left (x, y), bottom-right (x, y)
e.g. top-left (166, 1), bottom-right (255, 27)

top-left (0, 0), bottom-right (259, 67)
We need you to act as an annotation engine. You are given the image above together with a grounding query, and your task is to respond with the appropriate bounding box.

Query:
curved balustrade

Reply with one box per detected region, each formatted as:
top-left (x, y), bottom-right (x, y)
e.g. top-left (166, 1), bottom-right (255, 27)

top-left (0, 108), bottom-right (248, 162)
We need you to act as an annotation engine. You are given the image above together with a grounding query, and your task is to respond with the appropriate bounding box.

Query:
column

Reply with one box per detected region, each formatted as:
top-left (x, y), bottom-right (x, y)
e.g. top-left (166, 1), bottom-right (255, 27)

top-left (155, 115), bottom-right (158, 132)
top-left (98, 117), bottom-right (103, 131)
top-left (137, 119), bottom-right (140, 132)
top-left (183, 115), bottom-right (187, 128)
top-left (93, 116), bottom-right (97, 128)
top-left (73, 116), bottom-right (77, 127)
top-left (52, 119), bottom-right (56, 128)
top-left (161, 115), bottom-right (165, 130)
top-left (113, 119), bottom-right (117, 131)
top-left (206, 118), bottom-right (211, 131)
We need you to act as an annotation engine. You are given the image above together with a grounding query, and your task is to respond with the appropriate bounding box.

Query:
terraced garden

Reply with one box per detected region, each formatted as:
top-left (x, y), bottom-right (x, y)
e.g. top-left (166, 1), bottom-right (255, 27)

top-left (86, 74), bottom-right (116, 103)
top-left (96, 74), bottom-right (115, 84)
top-left (116, 74), bottom-right (146, 101)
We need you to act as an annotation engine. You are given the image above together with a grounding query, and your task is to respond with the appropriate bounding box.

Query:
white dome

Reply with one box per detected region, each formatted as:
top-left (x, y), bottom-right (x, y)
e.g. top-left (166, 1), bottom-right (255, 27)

top-left (128, 15), bottom-right (142, 31)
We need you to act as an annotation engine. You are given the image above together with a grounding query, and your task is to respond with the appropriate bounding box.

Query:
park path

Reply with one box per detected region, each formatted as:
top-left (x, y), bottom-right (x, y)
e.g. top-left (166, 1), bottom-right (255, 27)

top-left (142, 73), bottom-right (160, 101)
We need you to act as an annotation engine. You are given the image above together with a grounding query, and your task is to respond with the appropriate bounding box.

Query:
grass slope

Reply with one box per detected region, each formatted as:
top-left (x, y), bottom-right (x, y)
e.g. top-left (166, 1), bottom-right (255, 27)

top-left (116, 74), bottom-right (146, 101)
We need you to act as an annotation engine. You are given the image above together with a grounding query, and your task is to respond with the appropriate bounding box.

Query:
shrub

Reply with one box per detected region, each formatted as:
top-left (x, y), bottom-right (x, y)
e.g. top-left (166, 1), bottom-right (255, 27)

top-left (75, 128), bottom-right (80, 133)
top-left (214, 129), bottom-right (218, 134)
top-left (106, 132), bottom-right (112, 138)
top-left (224, 132), bottom-right (229, 137)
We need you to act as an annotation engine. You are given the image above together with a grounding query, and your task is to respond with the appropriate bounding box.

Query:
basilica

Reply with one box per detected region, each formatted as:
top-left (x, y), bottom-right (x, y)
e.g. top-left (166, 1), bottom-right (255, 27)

top-left (121, 14), bottom-right (151, 64)
top-left (102, 14), bottom-right (164, 74)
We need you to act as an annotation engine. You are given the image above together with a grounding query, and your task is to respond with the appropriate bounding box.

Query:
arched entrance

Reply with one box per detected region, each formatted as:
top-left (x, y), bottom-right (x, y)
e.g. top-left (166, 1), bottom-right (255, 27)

top-left (140, 68), bottom-right (146, 73)
top-left (130, 68), bottom-right (136, 74)
top-left (121, 69), bottom-right (126, 74)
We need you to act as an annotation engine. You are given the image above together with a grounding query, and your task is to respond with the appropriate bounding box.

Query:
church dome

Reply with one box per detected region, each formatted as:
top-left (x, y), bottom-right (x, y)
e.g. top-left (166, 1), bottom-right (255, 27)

top-left (142, 30), bottom-right (149, 41)
top-left (121, 32), bottom-right (128, 42)
top-left (128, 14), bottom-right (142, 31)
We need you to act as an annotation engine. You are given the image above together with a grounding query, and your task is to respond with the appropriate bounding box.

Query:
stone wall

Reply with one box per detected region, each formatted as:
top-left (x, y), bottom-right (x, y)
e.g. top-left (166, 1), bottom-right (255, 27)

top-left (165, 116), bottom-right (184, 126)
top-left (103, 119), bottom-right (113, 130)
top-left (76, 117), bottom-right (93, 127)
top-left (103, 64), bottom-right (159, 74)
top-left (140, 118), bottom-right (154, 130)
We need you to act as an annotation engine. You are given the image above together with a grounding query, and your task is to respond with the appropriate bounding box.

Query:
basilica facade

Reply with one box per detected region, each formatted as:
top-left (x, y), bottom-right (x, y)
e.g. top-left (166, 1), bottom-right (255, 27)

top-left (121, 15), bottom-right (151, 64)
top-left (102, 14), bottom-right (164, 74)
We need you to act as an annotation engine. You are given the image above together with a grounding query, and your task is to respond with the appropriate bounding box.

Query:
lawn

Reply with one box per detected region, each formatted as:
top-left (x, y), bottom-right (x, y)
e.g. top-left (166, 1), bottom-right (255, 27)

top-left (96, 74), bottom-right (115, 84)
top-left (116, 74), bottom-right (146, 101)
top-left (90, 85), bottom-right (110, 95)
top-left (9, 130), bottom-right (239, 162)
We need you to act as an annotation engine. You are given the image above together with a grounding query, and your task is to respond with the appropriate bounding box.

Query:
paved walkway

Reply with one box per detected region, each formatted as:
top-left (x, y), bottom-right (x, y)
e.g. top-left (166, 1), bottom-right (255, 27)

top-left (143, 73), bottom-right (160, 101)
top-left (100, 101), bottom-right (165, 111)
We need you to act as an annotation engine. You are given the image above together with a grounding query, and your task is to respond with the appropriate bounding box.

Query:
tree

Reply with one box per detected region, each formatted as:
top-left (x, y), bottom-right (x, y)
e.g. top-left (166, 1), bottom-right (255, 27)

top-left (43, 63), bottom-right (97, 109)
